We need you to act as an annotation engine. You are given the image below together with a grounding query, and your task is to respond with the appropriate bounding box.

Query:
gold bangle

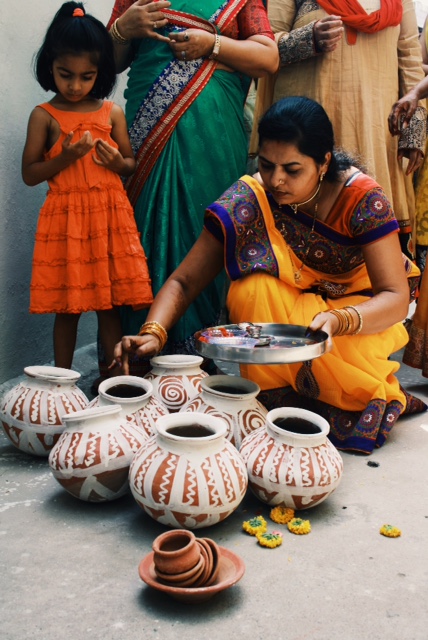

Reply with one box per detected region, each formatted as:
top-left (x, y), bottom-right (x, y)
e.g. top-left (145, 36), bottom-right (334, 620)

top-left (344, 306), bottom-right (363, 335)
top-left (110, 18), bottom-right (129, 45)
top-left (209, 33), bottom-right (221, 59)
top-left (138, 321), bottom-right (168, 351)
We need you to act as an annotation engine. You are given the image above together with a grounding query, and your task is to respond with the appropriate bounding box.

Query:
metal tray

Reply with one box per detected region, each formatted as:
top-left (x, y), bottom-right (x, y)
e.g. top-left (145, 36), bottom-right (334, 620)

top-left (194, 323), bottom-right (330, 365)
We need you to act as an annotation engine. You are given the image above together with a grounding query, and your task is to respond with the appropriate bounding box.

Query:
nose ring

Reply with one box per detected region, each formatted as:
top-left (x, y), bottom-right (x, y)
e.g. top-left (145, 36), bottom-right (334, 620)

top-left (279, 179), bottom-right (284, 184)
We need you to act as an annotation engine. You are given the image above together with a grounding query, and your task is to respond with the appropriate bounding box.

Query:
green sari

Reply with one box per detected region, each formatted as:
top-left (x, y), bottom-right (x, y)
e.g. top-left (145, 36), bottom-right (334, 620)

top-left (120, 0), bottom-right (251, 353)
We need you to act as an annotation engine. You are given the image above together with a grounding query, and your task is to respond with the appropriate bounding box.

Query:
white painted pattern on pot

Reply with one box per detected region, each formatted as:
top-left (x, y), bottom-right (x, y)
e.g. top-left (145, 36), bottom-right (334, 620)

top-left (180, 374), bottom-right (268, 448)
top-left (144, 355), bottom-right (208, 412)
top-left (88, 375), bottom-right (169, 439)
top-left (48, 404), bottom-right (148, 501)
top-left (0, 366), bottom-right (88, 457)
top-left (239, 407), bottom-right (344, 509)
top-left (129, 412), bottom-right (248, 529)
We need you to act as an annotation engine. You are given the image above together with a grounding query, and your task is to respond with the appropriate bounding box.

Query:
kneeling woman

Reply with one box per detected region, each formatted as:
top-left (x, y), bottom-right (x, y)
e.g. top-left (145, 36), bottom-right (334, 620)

top-left (114, 96), bottom-right (426, 454)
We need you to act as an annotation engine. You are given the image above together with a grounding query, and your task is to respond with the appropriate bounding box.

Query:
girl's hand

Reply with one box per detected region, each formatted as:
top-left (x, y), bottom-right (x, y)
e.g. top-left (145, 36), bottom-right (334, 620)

top-left (313, 15), bottom-right (343, 53)
top-left (62, 130), bottom-right (95, 161)
top-left (168, 29), bottom-right (215, 61)
top-left (93, 139), bottom-right (127, 173)
top-left (116, 0), bottom-right (171, 43)
top-left (388, 91), bottom-right (419, 135)
top-left (112, 334), bottom-right (161, 375)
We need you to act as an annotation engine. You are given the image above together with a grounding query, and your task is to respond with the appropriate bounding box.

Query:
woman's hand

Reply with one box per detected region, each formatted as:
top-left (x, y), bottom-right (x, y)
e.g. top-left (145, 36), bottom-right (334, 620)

top-left (168, 29), bottom-right (215, 61)
top-left (388, 90), bottom-right (419, 135)
top-left (399, 148), bottom-right (424, 175)
top-left (313, 15), bottom-right (343, 53)
top-left (116, 0), bottom-right (171, 43)
top-left (112, 334), bottom-right (161, 375)
top-left (307, 311), bottom-right (338, 351)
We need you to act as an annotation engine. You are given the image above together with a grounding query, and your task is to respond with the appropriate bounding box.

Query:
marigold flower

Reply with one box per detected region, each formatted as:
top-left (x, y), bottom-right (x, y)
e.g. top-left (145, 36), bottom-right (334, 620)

top-left (242, 515), bottom-right (267, 536)
top-left (380, 524), bottom-right (401, 538)
top-left (256, 531), bottom-right (283, 548)
top-left (287, 517), bottom-right (311, 535)
top-left (270, 505), bottom-right (295, 524)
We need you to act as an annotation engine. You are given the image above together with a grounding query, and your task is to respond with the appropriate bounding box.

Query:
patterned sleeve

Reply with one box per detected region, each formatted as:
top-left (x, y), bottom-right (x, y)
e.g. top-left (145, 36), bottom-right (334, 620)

top-left (277, 22), bottom-right (318, 65)
top-left (106, 0), bottom-right (135, 30)
top-left (349, 188), bottom-right (399, 244)
top-left (237, 0), bottom-right (275, 40)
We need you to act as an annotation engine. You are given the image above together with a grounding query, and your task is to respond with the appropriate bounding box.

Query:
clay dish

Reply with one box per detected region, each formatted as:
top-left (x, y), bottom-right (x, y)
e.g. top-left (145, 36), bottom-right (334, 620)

top-left (200, 538), bottom-right (221, 587)
top-left (152, 529), bottom-right (200, 575)
top-left (155, 553), bottom-right (205, 586)
top-left (191, 542), bottom-right (212, 588)
top-left (139, 546), bottom-right (245, 604)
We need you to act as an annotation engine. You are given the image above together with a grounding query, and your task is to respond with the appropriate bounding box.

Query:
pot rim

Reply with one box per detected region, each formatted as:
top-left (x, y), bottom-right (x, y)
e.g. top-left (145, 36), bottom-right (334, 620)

top-left (62, 404), bottom-right (121, 425)
top-left (200, 374), bottom-right (260, 399)
top-left (98, 375), bottom-right (153, 402)
top-left (149, 355), bottom-right (204, 369)
top-left (155, 411), bottom-right (227, 441)
top-left (24, 365), bottom-right (81, 383)
top-left (266, 407), bottom-right (330, 445)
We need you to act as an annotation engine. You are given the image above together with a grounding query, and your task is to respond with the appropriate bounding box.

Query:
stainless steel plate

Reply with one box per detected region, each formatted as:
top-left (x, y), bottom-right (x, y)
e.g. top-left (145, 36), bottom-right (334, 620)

top-left (195, 323), bottom-right (330, 365)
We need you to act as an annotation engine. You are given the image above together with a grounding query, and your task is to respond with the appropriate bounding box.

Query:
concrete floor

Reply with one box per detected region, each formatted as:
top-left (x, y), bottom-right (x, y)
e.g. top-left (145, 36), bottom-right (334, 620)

top-left (1, 343), bottom-right (428, 640)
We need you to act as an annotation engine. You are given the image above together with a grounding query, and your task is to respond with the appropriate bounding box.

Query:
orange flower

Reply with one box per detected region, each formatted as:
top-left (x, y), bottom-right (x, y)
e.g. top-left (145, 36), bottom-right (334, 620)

top-left (73, 8), bottom-right (85, 17)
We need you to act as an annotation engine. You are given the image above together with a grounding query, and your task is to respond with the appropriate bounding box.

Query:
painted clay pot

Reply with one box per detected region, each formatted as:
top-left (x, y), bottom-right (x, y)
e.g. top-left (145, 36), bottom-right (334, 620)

top-left (0, 366), bottom-right (88, 457)
top-left (129, 412), bottom-right (248, 529)
top-left (239, 407), bottom-right (344, 510)
top-left (89, 375), bottom-right (168, 439)
top-left (48, 404), bottom-right (147, 502)
top-left (144, 355), bottom-right (208, 412)
top-left (180, 374), bottom-right (268, 448)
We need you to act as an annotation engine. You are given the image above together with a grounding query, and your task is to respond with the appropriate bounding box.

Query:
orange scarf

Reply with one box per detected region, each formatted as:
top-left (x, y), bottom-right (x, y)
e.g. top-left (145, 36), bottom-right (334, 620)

top-left (317, 0), bottom-right (403, 44)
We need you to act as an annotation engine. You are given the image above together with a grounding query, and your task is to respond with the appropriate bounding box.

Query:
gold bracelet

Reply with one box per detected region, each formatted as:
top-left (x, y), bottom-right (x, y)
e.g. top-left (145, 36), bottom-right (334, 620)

top-left (209, 33), bottom-right (221, 59)
top-left (110, 18), bottom-right (129, 45)
top-left (138, 321), bottom-right (168, 351)
top-left (344, 306), bottom-right (363, 335)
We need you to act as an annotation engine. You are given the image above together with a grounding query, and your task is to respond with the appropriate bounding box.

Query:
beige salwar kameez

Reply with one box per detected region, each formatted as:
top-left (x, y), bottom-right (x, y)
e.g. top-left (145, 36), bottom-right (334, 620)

top-left (268, 0), bottom-right (426, 256)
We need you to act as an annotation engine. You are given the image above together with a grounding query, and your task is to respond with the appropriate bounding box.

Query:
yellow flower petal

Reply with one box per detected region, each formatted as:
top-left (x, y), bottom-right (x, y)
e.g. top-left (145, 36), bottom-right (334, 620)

top-left (287, 517), bottom-right (311, 535)
top-left (270, 506), bottom-right (295, 524)
top-left (242, 516), bottom-right (268, 536)
top-left (380, 524), bottom-right (401, 538)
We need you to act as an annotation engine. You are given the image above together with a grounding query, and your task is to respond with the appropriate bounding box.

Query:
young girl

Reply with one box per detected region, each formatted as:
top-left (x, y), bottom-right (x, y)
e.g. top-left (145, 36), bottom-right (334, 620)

top-left (22, 1), bottom-right (153, 374)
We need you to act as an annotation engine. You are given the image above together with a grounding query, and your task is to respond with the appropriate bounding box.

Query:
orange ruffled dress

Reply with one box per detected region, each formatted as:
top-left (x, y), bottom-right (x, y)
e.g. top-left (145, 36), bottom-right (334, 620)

top-left (30, 101), bottom-right (153, 314)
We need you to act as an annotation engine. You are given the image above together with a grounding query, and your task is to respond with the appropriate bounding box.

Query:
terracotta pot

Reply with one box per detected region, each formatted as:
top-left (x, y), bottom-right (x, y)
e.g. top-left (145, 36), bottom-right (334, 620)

top-left (89, 375), bottom-right (168, 439)
top-left (180, 374), bottom-right (268, 448)
top-left (0, 366), bottom-right (88, 457)
top-left (239, 407), bottom-right (344, 510)
top-left (48, 404), bottom-right (146, 502)
top-left (152, 529), bottom-right (200, 575)
top-left (144, 355), bottom-right (208, 412)
top-left (129, 412), bottom-right (248, 529)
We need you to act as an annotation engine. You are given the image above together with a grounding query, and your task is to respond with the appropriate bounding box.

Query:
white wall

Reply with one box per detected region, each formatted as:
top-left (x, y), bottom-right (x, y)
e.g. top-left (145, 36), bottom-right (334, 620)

top-left (0, 1), bottom-right (127, 383)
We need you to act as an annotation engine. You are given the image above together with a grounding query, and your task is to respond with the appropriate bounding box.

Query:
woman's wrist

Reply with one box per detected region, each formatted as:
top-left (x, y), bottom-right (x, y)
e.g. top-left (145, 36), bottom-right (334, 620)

top-left (328, 306), bottom-right (363, 336)
top-left (138, 321), bottom-right (168, 351)
top-left (209, 33), bottom-right (221, 59)
top-left (110, 18), bottom-right (131, 45)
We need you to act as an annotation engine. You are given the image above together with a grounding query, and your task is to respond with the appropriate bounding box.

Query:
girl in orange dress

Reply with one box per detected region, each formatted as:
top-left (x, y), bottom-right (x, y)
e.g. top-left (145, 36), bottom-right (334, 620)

top-left (22, 2), bottom-right (153, 373)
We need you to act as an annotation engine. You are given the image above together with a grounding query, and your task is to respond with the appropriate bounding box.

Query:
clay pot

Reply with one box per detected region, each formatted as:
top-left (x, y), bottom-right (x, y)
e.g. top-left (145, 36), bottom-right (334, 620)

top-left (144, 355), bottom-right (208, 412)
top-left (0, 366), bottom-right (88, 456)
top-left (48, 404), bottom-right (147, 502)
top-left (180, 374), bottom-right (268, 448)
top-left (89, 375), bottom-right (168, 439)
top-left (239, 407), bottom-right (344, 510)
top-left (129, 412), bottom-right (248, 529)
top-left (152, 530), bottom-right (200, 575)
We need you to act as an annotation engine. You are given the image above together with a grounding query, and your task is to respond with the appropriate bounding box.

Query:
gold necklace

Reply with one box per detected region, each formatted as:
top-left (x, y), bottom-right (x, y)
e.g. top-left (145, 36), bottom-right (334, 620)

top-left (289, 202), bottom-right (318, 282)
top-left (289, 180), bottom-right (322, 214)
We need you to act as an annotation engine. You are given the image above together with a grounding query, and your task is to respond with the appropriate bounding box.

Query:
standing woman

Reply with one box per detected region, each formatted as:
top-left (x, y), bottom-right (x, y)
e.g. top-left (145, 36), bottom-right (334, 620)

top-left (265, 0), bottom-right (426, 259)
top-left (104, 0), bottom-right (278, 375)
